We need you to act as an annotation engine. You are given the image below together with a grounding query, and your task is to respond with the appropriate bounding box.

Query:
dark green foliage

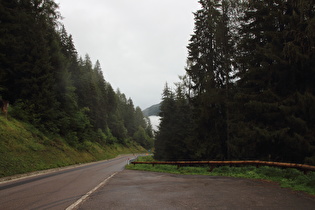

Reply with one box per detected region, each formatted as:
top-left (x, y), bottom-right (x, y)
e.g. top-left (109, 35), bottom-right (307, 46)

top-left (133, 126), bottom-right (153, 149)
top-left (0, 0), bottom-right (153, 150)
top-left (154, 83), bottom-right (193, 160)
top-left (154, 0), bottom-right (315, 164)
top-left (1, 0), bottom-right (62, 132)
top-left (232, 0), bottom-right (315, 163)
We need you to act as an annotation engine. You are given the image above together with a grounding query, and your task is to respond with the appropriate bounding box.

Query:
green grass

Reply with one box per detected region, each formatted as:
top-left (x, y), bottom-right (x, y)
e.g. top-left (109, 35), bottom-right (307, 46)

top-left (126, 156), bottom-right (315, 195)
top-left (0, 115), bottom-right (145, 178)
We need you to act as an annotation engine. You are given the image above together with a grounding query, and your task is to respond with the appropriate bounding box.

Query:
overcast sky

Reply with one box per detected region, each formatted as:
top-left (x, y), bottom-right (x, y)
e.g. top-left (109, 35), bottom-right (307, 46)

top-left (55, 0), bottom-right (200, 109)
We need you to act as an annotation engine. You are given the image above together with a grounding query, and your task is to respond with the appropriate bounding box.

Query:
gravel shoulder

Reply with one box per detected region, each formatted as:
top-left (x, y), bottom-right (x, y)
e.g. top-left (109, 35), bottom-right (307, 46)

top-left (79, 170), bottom-right (315, 210)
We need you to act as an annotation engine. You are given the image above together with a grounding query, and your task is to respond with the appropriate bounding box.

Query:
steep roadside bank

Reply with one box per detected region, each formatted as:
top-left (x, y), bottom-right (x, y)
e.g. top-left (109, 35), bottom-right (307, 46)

top-left (0, 116), bottom-right (145, 178)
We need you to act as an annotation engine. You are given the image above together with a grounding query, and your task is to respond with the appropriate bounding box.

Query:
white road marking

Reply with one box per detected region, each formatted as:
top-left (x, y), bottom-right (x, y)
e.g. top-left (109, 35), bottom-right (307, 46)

top-left (66, 172), bottom-right (118, 210)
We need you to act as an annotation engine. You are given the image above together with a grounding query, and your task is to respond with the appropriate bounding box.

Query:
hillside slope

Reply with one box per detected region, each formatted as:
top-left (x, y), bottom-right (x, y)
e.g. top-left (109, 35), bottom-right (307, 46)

top-left (143, 103), bottom-right (161, 117)
top-left (0, 116), bottom-right (145, 178)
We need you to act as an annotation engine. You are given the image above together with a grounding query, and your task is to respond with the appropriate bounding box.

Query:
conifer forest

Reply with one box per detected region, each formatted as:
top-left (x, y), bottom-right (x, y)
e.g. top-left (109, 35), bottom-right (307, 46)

top-left (155, 0), bottom-right (315, 164)
top-left (0, 0), bottom-right (154, 150)
top-left (1, 0), bottom-right (315, 165)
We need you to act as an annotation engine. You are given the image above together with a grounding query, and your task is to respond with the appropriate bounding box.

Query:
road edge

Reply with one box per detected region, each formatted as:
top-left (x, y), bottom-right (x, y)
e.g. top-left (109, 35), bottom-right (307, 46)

top-left (65, 172), bottom-right (118, 210)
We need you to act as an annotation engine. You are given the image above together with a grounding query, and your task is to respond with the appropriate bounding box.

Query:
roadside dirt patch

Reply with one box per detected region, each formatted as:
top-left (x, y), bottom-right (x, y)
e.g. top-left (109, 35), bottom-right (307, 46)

top-left (79, 170), bottom-right (315, 210)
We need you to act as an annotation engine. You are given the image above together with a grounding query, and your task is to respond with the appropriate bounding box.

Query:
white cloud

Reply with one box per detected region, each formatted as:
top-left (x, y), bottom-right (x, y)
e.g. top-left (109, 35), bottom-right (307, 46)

top-left (148, 116), bottom-right (161, 131)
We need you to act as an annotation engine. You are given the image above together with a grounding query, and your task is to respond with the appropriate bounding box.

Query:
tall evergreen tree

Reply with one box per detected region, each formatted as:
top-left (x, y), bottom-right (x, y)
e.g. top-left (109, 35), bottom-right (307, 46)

top-left (154, 83), bottom-right (193, 160)
top-left (185, 0), bottom-right (236, 160)
top-left (0, 0), bottom-right (64, 132)
top-left (233, 0), bottom-right (315, 162)
top-left (154, 83), bottom-right (176, 160)
top-left (156, 0), bottom-right (315, 164)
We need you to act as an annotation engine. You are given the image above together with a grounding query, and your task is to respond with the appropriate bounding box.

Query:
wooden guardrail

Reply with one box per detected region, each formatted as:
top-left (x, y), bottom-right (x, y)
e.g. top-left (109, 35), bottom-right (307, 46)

top-left (132, 160), bottom-right (315, 173)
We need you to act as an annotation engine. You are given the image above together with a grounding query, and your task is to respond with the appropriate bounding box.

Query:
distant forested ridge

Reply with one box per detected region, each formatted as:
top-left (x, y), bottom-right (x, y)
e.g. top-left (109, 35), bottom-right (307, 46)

top-left (155, 0), bottom-right (315, 164)
top-left (142, 103), bottom-right (161, 117)
top-left (0, 0), bottom-right (153, 149)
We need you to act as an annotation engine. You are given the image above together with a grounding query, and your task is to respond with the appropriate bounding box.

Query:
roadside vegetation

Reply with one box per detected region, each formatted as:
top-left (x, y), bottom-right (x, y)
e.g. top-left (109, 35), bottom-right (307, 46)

top-left (0, 1), bottom-right (153, 178)
top-left (154, 0), bottom-right (315, 165)
top-left (126, 156), bottom-right (315, 196)
top-left (0, 0), bottom-right (154, 157)
top-left (0, 115), bottom-right (145, 178)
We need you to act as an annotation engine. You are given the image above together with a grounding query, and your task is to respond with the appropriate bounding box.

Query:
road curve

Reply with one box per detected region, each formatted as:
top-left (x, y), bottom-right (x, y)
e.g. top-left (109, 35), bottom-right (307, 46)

top-left (79, 170), bottom-right (315, 210)
top-left (0, 155), bottom-right (135, 210)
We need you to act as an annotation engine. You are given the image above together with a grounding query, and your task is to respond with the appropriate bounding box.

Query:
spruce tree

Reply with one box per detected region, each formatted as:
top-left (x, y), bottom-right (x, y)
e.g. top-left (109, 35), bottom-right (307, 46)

top-left (185, 0), bottom-right (236, 160)
top-left (234, 0), bottom-right (315, 162)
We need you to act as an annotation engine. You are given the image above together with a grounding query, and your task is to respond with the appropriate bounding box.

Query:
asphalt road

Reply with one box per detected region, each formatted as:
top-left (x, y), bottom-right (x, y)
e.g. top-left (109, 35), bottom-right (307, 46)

top-left (79, 170), bottom-right (315, 210)
top-left (0, 155), bottom-right (135, 210)
top-left (1, 158), bottom-right (315, 210)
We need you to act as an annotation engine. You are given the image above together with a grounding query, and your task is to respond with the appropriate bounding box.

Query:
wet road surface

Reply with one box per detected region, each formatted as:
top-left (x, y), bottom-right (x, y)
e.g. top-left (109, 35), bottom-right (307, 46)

top-left (79, 170), bottom-right (315, 210)
top-left (0, 155), bottom-right (134, 210)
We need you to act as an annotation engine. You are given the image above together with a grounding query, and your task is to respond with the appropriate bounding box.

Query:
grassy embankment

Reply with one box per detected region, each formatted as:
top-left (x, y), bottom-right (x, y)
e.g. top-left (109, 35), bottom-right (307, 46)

top-left (126, 156), bottom-right (315, 195)
top-left (0, 115), bottom-right (146, 178)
